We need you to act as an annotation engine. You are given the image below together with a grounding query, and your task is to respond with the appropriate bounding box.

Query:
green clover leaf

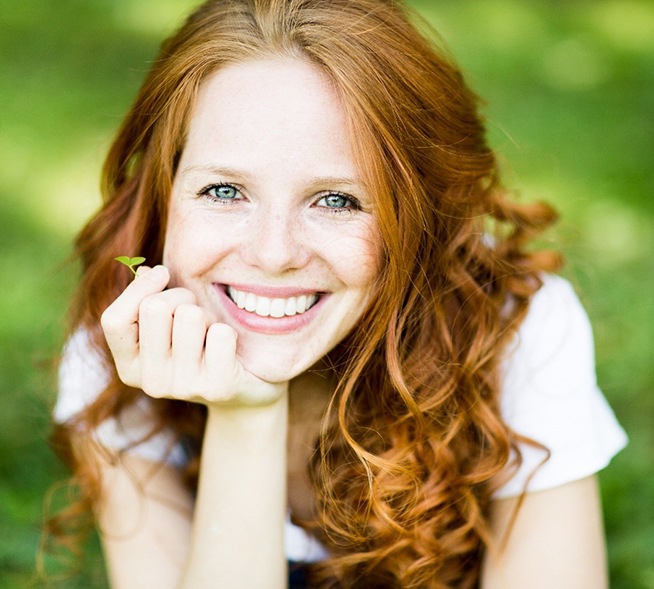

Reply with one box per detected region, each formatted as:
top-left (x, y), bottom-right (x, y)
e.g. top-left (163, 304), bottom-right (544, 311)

top-left (115, 256), bottom-right (146, 276)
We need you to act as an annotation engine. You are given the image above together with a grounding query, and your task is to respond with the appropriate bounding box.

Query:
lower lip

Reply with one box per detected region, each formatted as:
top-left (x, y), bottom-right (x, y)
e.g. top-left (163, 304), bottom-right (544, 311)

top-left (214, 285), bottom-right (325, 335)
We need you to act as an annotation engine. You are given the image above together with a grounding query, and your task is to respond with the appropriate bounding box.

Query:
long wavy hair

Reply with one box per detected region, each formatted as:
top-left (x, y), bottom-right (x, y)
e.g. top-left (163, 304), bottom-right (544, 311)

top-left (48, 0), bottom-right (560, 587)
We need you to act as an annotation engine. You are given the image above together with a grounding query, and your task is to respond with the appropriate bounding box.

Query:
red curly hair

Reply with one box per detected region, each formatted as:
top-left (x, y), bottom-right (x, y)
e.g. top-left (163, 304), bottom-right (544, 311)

top-left (48, 1), bottom-right (560, 587)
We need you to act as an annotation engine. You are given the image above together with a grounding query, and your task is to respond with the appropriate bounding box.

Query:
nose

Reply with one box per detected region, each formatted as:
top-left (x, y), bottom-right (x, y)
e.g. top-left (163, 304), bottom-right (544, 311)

top-left (241, 207), bottom-right (311, 274)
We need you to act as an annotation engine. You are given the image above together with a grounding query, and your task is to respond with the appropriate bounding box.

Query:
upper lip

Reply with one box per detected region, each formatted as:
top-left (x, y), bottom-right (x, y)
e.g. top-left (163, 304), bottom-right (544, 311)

top-left (219, 283), bottom-right (326, 298)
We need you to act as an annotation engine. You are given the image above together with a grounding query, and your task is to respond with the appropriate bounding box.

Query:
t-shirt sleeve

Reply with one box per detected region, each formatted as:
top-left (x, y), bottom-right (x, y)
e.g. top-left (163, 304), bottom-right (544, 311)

top-left (54, 329), bottom-right (188, 468)
top-left (492, 275), bottom-right (628, 499)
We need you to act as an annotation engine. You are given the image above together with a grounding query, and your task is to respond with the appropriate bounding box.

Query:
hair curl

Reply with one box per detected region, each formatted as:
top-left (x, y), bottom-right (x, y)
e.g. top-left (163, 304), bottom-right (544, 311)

top-left (48, 1), bottom-right (560, 587)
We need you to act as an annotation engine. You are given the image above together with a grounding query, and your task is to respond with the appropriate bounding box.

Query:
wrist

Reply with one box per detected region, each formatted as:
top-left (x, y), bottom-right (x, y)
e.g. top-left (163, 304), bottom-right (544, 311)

top-left (205, 387), bottom-right (289, 435)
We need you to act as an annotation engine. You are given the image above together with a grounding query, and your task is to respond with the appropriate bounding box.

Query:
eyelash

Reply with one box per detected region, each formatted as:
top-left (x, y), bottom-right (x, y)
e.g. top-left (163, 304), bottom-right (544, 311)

top-left (197, 184), bottom-right (361, 214)
top-left (315, 191), bottom-right (361, 214)
top-left (198, 183), bottom-right (242, 203)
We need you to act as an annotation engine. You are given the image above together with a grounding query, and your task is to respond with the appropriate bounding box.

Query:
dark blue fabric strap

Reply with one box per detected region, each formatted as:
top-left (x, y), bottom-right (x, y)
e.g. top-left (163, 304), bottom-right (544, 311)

top-left (288, 560), bottom-right (310, 588)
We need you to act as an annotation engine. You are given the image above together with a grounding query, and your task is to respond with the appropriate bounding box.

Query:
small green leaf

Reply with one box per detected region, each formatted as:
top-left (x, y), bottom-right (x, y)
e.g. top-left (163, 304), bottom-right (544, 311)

top-left (115, 255), bottom-right (146, 276)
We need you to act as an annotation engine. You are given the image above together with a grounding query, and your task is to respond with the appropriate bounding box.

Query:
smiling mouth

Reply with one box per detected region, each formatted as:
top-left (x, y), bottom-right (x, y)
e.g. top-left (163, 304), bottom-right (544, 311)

top-left (226, 286), bottom-right (319, 318)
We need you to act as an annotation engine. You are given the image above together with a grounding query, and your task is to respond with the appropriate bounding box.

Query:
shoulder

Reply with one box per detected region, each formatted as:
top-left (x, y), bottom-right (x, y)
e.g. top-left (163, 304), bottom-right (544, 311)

top-left (501, 274), bottom-right (596, 398)
top-left (493, 275), bottom-right (628, 498)
top-left (54, 328), bottom-right (188, 468)
top-left (54, 328), bottom-right (110, 422)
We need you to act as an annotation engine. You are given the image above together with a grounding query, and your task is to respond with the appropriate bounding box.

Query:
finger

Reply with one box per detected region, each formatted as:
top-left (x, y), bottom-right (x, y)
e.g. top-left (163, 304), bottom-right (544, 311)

top-left (101, 265), bottom-right (171, 362)
top-left (205, 323), bottom-right (239, 401)
top-left (171, 303), bottom-right (214, 378)
top-left (138, 286), bottom-right (199, 353)
top-left (138, 288), bottom-right (198, 390)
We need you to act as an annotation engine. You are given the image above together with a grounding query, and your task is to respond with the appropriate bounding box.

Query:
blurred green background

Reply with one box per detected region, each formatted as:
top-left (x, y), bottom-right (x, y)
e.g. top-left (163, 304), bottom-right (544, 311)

top-left (0, 0), bottom-right (652, 587)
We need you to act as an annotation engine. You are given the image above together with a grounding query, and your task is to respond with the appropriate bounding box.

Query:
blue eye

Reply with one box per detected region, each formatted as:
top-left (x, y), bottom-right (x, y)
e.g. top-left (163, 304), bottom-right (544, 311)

top-left (200, 183), bottom-right (241, 202)
top-left (316, 192), bottom-right (359, 211)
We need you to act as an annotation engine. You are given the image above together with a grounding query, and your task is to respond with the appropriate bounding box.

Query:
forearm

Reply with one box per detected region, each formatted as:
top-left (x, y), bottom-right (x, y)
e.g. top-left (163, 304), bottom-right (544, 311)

top-left (179, 392), bottom-right (289, 589)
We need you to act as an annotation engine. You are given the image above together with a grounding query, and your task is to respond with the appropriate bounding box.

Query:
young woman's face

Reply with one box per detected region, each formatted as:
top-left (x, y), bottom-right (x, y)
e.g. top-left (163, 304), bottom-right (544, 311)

top-left (163, 57), bottom-right (382, 383)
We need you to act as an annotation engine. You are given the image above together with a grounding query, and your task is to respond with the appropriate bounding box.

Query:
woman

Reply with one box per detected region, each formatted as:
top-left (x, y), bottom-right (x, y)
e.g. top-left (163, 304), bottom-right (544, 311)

top-left (50, 0), bottom-right (627, 587)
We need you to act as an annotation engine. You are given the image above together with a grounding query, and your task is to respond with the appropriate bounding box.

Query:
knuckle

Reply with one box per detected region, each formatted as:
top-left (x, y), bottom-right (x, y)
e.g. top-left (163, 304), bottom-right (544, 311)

top-left (139, 296), bottom-right (170, 318)
top-left (140, 372), bottom-right (164, 398)
top-left (175, 303), bottom-right (205, 323)
top-left (172, 376), bottom-right (200, 400)
top-left (100, 308), bottom-right (121, 334)
top-left (169, 287), bottom-right (197, 305)
top-left (115, 364), bottom-right (139, 389)
top-left (208, 322), bottom-right (237, 340)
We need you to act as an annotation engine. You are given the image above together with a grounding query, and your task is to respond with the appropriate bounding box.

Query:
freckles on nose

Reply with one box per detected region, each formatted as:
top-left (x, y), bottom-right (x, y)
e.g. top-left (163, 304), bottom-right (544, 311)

top-left (244, 213), bottom-right (309, 271)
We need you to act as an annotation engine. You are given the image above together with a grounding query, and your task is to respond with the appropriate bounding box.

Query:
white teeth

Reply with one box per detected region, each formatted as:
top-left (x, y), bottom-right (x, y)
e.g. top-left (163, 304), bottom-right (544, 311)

top-left (227, 287), bottom-right (319, 318)
top-left (255, 297), bottom-right (271, 317)
top-left (270, 298), bottom-right (286, 318)
top-left (245, 292), bottom-right (257, 312)
top-left (284, 297), bottom-right (297, 316)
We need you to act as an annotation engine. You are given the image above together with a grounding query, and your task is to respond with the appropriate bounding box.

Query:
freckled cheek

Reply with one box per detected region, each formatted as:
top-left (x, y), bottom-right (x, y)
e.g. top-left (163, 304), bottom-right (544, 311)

top-left (161, 230), bottom-right (177, 273)
top-left (163, 214), bottom-right (189, 273)
top-left (328, 235), bottom-right (383, 288)
top-left (163, 214), bottom-right (229, 279)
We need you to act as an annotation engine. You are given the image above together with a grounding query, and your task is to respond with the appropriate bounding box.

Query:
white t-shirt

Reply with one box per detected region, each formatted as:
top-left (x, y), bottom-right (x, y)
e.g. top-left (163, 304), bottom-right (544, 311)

top-left (54, 275), bottom-right (627, 562)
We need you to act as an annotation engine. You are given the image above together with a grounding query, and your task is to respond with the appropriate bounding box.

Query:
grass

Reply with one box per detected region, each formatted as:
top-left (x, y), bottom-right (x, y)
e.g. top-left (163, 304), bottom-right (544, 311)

top-left (1, 0), bottom-right (652, 586)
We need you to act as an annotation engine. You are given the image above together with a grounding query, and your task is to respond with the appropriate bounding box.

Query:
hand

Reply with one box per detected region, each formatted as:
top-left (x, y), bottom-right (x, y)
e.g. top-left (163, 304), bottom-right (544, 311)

top-left (101, 266), bottom-right (287, 407)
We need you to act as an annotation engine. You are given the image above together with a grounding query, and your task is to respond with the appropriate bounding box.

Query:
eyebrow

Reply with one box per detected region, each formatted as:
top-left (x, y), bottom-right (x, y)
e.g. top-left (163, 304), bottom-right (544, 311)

top-left (179, 164), bottom-right (247, 180)
top-left (179, 164), bottom-right (362, 191)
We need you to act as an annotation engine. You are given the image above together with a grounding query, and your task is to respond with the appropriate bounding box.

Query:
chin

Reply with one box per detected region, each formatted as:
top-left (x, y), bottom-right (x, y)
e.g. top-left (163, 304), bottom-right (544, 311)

top-left (237, 346), bottom-right (311, 384)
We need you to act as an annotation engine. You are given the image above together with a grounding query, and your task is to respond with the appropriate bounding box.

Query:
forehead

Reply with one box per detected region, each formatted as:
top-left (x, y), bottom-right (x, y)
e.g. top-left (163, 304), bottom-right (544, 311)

top-left (179, 57), bottom-right (358, 180)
